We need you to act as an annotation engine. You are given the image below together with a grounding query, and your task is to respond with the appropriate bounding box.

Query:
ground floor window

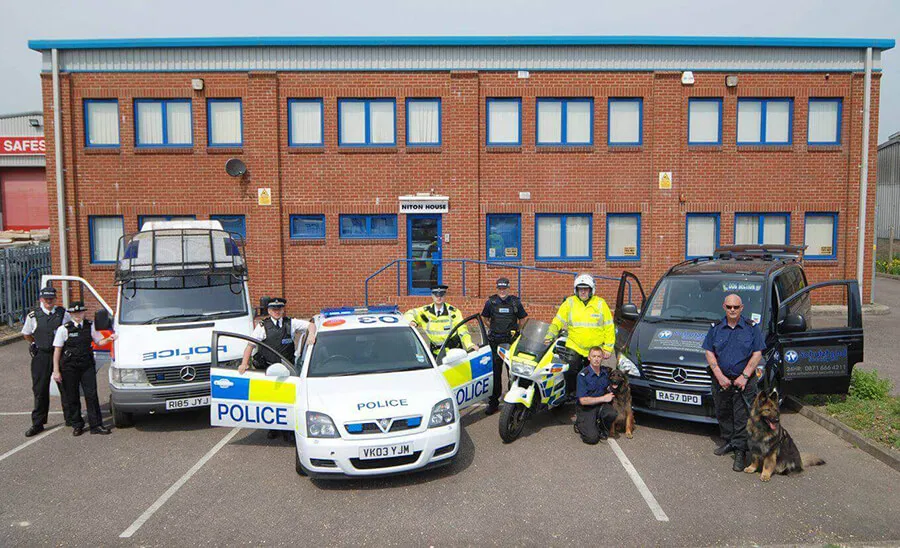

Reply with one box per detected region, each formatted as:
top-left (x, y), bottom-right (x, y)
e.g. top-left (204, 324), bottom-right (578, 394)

top-left (686, 213), bottom-right (719, 258)
top-left (89, 216), bottom-right (124, 264)
top-left (339, 214), bottom-right (398, 239)
top-left (210, 215), bottom-right (246, 239)
top-left (290, 214), bottom-right (325, 239)
top-left (606, 213), bottom-right (640, 260)
top-left (536, 214), bottom-right (591, 261)
top-left (734, 213), bottom-right (789, 245)
top-left (804, 213), bottom-right (837, 259)
top-left (486, 214), bottom-right (521, 261)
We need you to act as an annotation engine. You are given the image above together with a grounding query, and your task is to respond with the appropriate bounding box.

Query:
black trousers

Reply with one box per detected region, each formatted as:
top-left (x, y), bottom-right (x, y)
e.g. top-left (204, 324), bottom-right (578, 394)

top-left (487, 336), bottom-right (511, 407)
top-left (575, 403), bottom-right (617, 444)
top-left (61, 362), bottom-right (102, 429)
top-left (30, 350), bottom-right (70, 427)
top-left (710, 375), bottom-right (758, 451)
top-left (563, 351), bottom-right (589, 395)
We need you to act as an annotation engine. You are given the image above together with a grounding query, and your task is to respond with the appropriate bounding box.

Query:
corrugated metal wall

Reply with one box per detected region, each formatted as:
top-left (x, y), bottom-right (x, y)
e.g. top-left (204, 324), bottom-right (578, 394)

top-left (0, 112), bottom-right (45, 168)
top-left (877, 136), bottom-right (900, 242)
top-left (42, 46), bottom-right (880, 73)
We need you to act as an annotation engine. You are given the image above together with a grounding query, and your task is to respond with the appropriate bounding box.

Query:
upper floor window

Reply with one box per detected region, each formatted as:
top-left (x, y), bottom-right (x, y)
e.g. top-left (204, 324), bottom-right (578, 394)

top-left (536, 98), bottom-right (593, 146)
top-left (84, 99), bottom-right (120, 147)
top-left (608, 98), bottom-right (642, 145)
top-left (207, 99), bottom-right (242, 147)
top-left (135, 99), bottom-right (192, 147)
top-left (807, 98), bottom-right (842, 146)
top-left (406, 99), bottom-right (441, 146)
top-left (737, 98), bottom-right (792, 145)
top-left (688, 98), bottom-right (722, 145)
top-left (486, 98), bottom-right (521, 146)
top-left (338, 99), bottom-right (396, 147)
top-left (288, 99), bottom-right (324, 147)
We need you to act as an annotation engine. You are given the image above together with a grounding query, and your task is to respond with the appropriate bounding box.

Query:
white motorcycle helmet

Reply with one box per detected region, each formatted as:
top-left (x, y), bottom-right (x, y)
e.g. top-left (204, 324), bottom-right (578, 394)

top-left (574, 274), bottom-right (595, 298)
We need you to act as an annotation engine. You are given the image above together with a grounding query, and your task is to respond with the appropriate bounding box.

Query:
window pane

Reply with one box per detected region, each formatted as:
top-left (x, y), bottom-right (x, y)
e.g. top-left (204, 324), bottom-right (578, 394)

top-left (340, 216), bottom-right (366, 237)
top-left (809, 101), bottom-right (839, 143)
top-left (166, 101), bottom-right (192, 145)
top-left (340, 102), bottom-right (366, 144)
top-left (136, 102), bottom-right (163, 145)
top-left (609, 100), bottom-right (640, 144)
top-left (212, 215), bottom-right (245, 238)
top-left (370, 215), bottom-right (396, 237)
top-left (488, 100), bottom-right (520, 144)
top-left (209, 101), bottom-right (241, 145)
top-left (291, 215), bottom-right (324, 238)
top-left (737, 101), bottom-right (762, 143)
top-left (566, 216), bottom-right (591, 257)
top-left (805, 215), bottom-right (835, 256)
top-left (408, 100), bottom-right (439, 144)
top-left (687, 215), bottom-right (716, 256)
top-left (87, 102), bottom-right (119, 146)
top-left (765, 101), bottom-right (790, 143)
top-left (537, 101), bottom-right (562, 144)
top-left (566, 101), bottom-right (591, 144)
top-left (369, 102), bottom-right (395, 144)
top-left (689, 100), bottom-right (720, 144)
top-left (290, 101), bottom-right (322, 145)
top-left (735, 216), bottom-right (758, 244)
top-left (536, 216), bottom-right (561, 258)
top-left (91, 217), bottom-right (124, 262)
top-left (762, 215), bottom-right (787, 244)
top-left (487, 215), bottom-right (520, 260)
top-left (608, 215), bottom-right (638, 257)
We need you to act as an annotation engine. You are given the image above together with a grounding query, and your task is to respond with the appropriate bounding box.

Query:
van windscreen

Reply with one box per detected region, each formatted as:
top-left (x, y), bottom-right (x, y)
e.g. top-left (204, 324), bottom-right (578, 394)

top-left (644, 276), bottom-right (764, 323)
top-left (119, 275), bottom-right (247, 324)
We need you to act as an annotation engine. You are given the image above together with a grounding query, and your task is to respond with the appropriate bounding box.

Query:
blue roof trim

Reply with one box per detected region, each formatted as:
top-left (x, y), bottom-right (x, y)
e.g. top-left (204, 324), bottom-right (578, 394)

top-left (28, 35), bottom-right (895, 51)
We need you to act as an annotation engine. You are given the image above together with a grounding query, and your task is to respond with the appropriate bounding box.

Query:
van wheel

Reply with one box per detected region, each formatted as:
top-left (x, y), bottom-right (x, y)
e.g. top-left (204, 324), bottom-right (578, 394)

top-left (110, 396), bottom-right (134, 428)
top-left (295, 448), bottom-right (308, 476)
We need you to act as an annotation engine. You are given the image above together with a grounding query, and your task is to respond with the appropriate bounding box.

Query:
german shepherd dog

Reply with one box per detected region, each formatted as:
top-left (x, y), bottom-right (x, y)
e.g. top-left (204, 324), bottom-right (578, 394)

top-left (744, 392), bottom-right (825, 481)
top-left (608, 368), bottom-right (635, 439)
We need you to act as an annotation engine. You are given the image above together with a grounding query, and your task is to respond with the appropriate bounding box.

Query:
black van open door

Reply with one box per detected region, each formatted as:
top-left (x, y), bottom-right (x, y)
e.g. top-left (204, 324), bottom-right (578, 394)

top-left (774, 280), bottom-right (863, 396)
top-left (614, 271), bottom-right (646, 350)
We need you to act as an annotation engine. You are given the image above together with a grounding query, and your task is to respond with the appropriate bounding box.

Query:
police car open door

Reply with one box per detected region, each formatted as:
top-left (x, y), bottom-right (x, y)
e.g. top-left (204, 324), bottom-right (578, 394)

top-left (774, 280), bottom-right (863, 396)
top-left (614, 271), bottom-right (646, 350)
top-left (435, 314), bottom-right (494, 411)
top-left (209, 331), bottom-right (301, 431)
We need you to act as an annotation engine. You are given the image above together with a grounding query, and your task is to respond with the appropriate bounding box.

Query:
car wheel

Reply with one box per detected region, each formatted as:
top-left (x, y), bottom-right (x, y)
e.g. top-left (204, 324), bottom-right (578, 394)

top-left (110, 395), bottom-right (134, 428)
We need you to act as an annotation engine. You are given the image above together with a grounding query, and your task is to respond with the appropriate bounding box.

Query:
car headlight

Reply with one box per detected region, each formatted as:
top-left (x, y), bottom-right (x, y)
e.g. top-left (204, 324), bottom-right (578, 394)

top-left (617, 355), bottom-right (641, 377)
top-left (510, 361), bottom-right (535, 376)
top-left (111, 367), bottom-right (149, 385)
top-left (429, 398), bottom-right (456, 428)
top-left (306, 411), bottom-right (339, 438)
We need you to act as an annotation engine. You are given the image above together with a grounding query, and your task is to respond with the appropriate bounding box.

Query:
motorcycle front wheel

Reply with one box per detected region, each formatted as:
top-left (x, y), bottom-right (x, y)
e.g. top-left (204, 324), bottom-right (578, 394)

top-left (498, 402), bottom-right (529, 443)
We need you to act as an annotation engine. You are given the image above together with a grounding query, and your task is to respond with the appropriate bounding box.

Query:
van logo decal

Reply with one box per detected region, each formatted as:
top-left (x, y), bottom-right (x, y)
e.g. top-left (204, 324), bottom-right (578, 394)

top-left (658, 330), bottom-right (673, 339)
top-left (784, 350), bottom-right (799, 364)
top-left (213, 378), bottom-right (234, 389)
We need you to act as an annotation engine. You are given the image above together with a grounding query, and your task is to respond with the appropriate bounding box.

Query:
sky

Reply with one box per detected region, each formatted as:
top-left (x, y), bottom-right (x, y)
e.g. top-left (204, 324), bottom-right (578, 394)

top-left (2, 0), bottom-right (897, 142)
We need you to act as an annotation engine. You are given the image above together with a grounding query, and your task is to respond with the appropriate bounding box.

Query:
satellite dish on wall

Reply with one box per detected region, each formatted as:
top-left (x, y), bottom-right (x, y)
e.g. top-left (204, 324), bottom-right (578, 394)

top-left (225, 158), bottom-right (247, 177)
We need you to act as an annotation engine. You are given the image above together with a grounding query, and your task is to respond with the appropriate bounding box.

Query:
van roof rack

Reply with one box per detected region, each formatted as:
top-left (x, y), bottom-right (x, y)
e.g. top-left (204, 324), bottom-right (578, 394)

top-left (713, 245), bottom-right (806, 261)
top-left (114, 228), bottom-right (247, 285)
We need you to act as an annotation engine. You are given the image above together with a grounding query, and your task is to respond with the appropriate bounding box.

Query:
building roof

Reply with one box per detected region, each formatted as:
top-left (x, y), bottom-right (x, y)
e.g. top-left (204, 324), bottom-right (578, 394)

top-left (26, 35), bottom-right (897, 51)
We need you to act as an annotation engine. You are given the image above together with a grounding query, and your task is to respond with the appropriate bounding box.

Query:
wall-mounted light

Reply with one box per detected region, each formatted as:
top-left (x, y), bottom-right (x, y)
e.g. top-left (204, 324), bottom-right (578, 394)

top-left (681, 71), bottom-right (695, 85)
top-left (28, 118), bottom-right (41, 128)
top-left (725, 75), bottom-right (739, 88)
top-left (191, 78), bottom-right (205, 91)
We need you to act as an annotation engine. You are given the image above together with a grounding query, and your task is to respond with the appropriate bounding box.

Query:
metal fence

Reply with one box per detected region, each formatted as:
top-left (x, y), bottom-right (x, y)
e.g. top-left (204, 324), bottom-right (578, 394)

top-left (0, 244), bottom-right (52, 326)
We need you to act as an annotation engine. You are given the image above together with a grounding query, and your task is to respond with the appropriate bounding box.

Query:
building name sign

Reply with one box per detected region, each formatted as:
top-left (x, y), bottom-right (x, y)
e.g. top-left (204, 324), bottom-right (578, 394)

top-left (398, 195), bottom-right (449, 214)
top-left (0, 137), bottom-right (46, 155)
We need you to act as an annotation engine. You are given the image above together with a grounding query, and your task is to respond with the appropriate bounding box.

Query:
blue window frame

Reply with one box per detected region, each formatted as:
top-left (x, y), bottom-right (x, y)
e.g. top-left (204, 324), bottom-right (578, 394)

top-left (88, 216), bottom-right (124, 264)
top-left (206, 98), bottom-right (243, 147)
top-left (289, 215), bottom-right (326, 240)
top-left (606, 213), bottom-right (641, 261)
top-left (734, 213), bottom-right (790, 245)
top-left (804, 213), bottom-right (838, 260)
top-left (137, 215), bottom-right (196, 230)
top-left (687, 98), bottom-right (723, 145)
top-left (536, 98), bottom-right (593, 146)
top-left (134, 99), bottom-right (193, 147)
top-left (535, 214), bottom-right (592, 261)
top-left (338, 99), bottom-right (396, 147)
top-left (608, 98), bottom-right (643, 146)
top-left (807, 98), bottom-right (842, 146)
top-left (339, 214), bottom-right (398, 239)
top-left (83, 99), bottom-right (120, 148)
top-left (736, 98), bottom-right (793, 145)
top-left (287, 99), bottom-right (324, 147)
top-left (211, 215), bottom-right (246, 239)
top-left (486, 214), bottom-right (522, 261)
top-left (405, 98), bottom-right (442, 146)
top-left (486, 98), bottom-right (522, 146)
top-left (685, 213), bottom-right (721, 259)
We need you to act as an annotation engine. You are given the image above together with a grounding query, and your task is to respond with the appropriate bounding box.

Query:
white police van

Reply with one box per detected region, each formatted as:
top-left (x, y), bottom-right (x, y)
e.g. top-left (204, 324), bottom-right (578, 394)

top-left (209, 306), bottom-right (494, 478)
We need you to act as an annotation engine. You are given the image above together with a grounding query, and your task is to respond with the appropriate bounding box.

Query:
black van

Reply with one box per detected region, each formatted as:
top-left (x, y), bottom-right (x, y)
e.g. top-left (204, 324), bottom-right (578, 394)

top-left (612, 245), bottom-right (864, 423)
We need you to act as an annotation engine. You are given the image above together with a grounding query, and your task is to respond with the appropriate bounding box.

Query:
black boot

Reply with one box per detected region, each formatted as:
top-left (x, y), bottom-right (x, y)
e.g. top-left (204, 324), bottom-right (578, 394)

top-left (714, 442), bottom-right (735, 456)
top-left (733, 450), bottom-right (746, 472)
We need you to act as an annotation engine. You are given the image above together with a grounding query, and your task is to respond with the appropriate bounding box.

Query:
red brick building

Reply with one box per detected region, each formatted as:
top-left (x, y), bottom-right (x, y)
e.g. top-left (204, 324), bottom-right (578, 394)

top-left (28, 36), bottom-right (893, 316)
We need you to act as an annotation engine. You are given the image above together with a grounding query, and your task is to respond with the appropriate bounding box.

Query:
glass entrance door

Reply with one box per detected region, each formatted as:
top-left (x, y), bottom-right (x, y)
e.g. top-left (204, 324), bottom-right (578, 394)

top-left (407, 215), bottom-right (442, 295)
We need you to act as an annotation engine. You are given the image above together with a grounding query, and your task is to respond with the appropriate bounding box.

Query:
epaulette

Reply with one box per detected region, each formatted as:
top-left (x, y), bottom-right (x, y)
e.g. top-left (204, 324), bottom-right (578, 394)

top-left (27, 311), bottom-right (35, 319)
top-left (578, 368), bottom-right (588, 376)
top-left (447, 305), bottom-right (457, 312)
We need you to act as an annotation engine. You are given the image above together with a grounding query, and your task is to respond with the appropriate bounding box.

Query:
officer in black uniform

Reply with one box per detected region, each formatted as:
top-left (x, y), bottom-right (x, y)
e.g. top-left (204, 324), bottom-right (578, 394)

top-left (21, 286), bottom-right (71, 437)
top-left (51, 302), bottom-right (115, 436)
top-left (480, 277), bottom-right (528, 415)
top-left (238, 297), bottom-right (316, 440)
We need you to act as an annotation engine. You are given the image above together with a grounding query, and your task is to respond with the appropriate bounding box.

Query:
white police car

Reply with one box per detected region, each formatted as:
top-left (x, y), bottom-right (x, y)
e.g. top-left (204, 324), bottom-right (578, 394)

top-left (208, 306), bottom-right (493, 478)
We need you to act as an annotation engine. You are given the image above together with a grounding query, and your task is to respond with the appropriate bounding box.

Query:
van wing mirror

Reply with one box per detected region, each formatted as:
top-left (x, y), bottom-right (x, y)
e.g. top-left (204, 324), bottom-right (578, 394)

top-left (94, 308), bottom-right (113, 331)
top-left (779, 313), bottom-right (807, 334)
top-left (620, 303), bottom-right (640, 322)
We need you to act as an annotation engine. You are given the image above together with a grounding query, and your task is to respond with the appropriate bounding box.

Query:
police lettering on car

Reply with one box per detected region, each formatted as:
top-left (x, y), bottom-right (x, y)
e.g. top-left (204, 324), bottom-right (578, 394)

top-left (480, 277), bottom-right (528, 415)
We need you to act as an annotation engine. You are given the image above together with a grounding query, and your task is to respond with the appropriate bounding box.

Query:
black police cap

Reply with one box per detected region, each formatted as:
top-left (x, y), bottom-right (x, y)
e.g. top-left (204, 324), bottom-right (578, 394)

top-left (267, 298), bottom-right (287, 308)
top-left (431, 284), bottom-right (449, 295)
top-left (496, 277), bottom-right (510, 288)
top-left (67, 301), bottom-right (87, 312)
top-left (39, 286), bottom-right (57, 298)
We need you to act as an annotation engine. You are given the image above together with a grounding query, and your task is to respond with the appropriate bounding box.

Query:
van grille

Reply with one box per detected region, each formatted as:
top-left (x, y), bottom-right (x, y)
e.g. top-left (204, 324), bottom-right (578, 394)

top-left (151, 386), bottom-right (211, 399)
top-left (642, 363), bottom-right (711, 389)
top-left (146, 364), bottom-right (211, 386)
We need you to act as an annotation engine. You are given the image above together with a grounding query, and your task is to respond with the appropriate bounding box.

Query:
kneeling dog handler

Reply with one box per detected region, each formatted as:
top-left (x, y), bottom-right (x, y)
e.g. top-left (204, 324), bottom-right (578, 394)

top-left (574, 346), bottom-right (617, 444)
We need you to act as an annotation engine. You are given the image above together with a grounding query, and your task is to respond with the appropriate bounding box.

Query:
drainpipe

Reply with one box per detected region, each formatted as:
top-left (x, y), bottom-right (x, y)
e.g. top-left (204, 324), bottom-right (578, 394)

top-left (856, 47), bottom-right (872, 303)
top-left (52, 48), bottom-right (69, 306)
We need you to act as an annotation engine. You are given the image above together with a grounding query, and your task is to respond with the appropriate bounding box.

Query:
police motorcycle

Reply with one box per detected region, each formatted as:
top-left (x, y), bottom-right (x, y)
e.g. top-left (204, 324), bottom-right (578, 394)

top-left (497, 320), bottom-right (570, 443)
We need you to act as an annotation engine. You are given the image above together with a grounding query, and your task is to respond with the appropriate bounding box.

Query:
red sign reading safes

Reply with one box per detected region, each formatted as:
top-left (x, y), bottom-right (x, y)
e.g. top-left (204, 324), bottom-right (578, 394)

top-left (0, 137), bottom-right (46, 155)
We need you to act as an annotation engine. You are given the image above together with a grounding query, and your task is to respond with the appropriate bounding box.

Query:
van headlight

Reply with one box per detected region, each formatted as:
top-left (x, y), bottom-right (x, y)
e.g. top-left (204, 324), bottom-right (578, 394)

top-left (429, 398), bottom-right (456, 428)
top-left (510, 361), bottom-right (535, 376)
top-left (111, 368), bottom-right (149, 385)
top-left (617, 355), bottom-right (640, 377)
top-left (306, 411), bottom-right (339, 438)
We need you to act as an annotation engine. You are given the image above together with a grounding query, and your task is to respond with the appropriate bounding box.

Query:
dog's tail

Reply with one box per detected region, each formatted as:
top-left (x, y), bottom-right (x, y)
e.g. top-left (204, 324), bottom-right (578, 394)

top-left (801, 453), bottom-right (825, 468)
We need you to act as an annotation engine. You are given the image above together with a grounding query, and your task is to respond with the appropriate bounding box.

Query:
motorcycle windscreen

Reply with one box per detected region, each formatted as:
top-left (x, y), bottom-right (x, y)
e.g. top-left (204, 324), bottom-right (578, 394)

top-left (513, 320), bottom-right (553, 359)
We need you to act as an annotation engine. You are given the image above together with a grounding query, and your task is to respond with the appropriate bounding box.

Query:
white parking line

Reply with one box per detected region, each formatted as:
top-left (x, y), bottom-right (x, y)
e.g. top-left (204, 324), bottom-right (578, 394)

top-left (0, 425), bottom-right (62, 463)
top-left (119, 427), bottom-right (239, 539)
top-left (0, 411), bottom-right (63, 416)
top-left (608, 439), bottom-right (669, 522)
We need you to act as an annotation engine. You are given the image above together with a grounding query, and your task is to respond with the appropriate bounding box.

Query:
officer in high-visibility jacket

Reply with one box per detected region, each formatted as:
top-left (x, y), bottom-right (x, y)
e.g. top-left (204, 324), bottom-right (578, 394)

top-left (405, 284), bottom-right (476, 356)
top-left (546, 274), bottom-right (615, 397)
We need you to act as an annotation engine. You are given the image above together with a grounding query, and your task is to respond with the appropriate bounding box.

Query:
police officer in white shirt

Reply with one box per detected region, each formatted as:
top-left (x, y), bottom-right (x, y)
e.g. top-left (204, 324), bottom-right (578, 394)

top-left (21, 286), bottom-right (72, 436)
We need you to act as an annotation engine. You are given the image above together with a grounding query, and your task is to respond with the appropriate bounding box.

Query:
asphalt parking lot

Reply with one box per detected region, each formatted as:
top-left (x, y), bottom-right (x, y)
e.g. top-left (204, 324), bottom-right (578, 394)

top-left (1, 338), bottom-right (898, 547)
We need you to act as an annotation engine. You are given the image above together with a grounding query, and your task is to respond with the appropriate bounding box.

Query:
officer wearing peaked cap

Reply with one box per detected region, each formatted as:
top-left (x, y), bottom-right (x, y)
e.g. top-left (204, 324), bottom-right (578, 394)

top-left (405, 285), bottom-right (476, 357)
top-left (21, 286), bottom-right (72, 437)
top-left (481, 277), bottom-right (528, 415)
